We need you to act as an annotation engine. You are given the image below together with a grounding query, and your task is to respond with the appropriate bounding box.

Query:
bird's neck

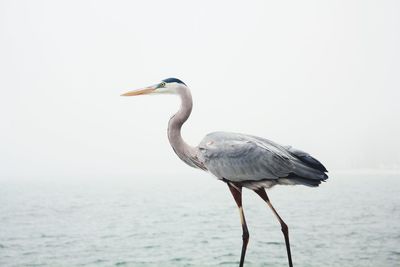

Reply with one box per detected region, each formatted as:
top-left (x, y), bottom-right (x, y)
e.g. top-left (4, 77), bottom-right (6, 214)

top-left (167, 86), bottom-right (199, 168)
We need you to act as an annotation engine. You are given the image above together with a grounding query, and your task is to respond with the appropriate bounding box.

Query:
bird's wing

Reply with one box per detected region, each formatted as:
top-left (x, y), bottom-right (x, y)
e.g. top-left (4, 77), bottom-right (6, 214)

top-left (198, 132), bottom-right (294, 182)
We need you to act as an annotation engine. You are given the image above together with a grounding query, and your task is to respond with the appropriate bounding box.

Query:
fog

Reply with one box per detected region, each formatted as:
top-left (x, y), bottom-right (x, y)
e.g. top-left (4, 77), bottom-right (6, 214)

top-left (1, 0), bottom-right (399, 181)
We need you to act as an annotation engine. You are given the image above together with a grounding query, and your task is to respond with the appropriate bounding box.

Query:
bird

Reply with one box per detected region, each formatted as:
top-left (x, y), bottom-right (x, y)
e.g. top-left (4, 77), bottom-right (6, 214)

top-left (121, 78), bottom-right (328, 267)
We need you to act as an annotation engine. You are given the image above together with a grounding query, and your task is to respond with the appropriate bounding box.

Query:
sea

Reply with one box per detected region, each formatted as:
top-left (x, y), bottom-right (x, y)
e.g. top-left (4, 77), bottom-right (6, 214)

top-left (1, 172), bottom-right (399, 267)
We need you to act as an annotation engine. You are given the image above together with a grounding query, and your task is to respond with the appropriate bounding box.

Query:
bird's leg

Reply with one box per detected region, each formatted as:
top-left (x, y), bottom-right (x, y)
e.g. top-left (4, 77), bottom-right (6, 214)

top-left (254, 188), bottom-right (293, 267)
top-left (228, 183), bottom-right (249, 267)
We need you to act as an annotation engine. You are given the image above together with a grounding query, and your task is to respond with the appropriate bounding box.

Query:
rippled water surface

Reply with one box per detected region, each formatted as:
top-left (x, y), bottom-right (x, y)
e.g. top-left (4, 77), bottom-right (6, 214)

top-left (1, 173), bottom-right (399, 267)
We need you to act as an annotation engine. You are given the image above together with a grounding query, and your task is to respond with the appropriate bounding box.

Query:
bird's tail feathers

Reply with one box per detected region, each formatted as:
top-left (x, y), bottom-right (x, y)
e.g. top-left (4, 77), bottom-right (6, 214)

top-left (284, 146), bottom-right (328, 173)
top-left (292, 161), bottom-right (328, 181)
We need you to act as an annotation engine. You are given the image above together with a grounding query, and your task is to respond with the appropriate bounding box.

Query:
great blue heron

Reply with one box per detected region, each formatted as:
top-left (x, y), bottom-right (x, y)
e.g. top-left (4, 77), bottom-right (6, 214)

top-left (121, 78), bottom-right (328, 267)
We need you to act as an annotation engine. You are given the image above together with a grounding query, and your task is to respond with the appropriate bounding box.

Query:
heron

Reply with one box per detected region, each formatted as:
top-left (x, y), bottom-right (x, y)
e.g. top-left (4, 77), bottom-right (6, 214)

top-left (121, 78), bottom-right (328, 267)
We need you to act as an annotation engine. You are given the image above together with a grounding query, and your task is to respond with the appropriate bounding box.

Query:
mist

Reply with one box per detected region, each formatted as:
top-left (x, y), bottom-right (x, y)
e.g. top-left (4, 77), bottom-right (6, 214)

top-left (1, 0), bottom-right (399, 181)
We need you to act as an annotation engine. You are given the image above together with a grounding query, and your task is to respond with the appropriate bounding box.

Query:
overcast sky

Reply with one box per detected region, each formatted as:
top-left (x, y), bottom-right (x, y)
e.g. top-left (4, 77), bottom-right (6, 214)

top-left (1, 0), bottom-right (399, 181)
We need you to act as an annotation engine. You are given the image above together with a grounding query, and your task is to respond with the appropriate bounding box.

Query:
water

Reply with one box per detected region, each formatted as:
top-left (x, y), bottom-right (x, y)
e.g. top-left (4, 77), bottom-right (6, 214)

top-left (1, 172), bottom-right (399, 267)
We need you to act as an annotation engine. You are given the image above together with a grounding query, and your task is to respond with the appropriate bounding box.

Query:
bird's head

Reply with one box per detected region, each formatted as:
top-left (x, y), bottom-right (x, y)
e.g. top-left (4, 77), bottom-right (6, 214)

top-left (121, 78), bottom-right (187, 97)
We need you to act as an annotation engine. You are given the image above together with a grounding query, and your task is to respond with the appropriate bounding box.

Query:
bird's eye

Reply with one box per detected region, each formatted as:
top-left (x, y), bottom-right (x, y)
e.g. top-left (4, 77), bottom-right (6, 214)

top-left (160, 82), bottom-right (166, 88)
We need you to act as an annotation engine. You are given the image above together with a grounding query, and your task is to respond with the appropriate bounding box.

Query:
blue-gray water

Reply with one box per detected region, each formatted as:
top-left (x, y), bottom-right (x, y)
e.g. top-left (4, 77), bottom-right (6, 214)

top-left (1, 172), bottom-right (399, 267)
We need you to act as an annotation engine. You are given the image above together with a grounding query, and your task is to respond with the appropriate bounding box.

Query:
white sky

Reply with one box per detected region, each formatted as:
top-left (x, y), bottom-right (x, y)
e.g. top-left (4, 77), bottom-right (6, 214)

top-left (1, 0), bottom-right (399, 181)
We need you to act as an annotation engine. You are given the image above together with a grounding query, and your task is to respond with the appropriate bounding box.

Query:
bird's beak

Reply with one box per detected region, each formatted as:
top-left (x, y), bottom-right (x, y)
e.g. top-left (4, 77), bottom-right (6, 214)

top-left (121, 85), bottom-right (157, 96)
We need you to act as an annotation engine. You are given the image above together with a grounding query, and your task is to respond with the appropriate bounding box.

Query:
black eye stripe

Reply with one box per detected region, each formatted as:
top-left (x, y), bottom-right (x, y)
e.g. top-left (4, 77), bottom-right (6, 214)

top-left (162, 78), bottom-right (186, 86)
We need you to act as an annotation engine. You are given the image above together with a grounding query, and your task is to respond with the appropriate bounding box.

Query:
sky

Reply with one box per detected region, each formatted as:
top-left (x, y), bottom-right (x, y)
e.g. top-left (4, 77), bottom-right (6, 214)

top-left (1, 0), bottom-right (399, 181)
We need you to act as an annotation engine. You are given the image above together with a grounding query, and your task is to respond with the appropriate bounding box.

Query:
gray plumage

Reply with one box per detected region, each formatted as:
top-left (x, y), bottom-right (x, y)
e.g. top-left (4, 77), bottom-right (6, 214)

top-left (122, 78), bottom-right (329, 267)
top-left (162, 80), bottom-right (328, 189)
top-left (197, 131), bottom-right (328, 189)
